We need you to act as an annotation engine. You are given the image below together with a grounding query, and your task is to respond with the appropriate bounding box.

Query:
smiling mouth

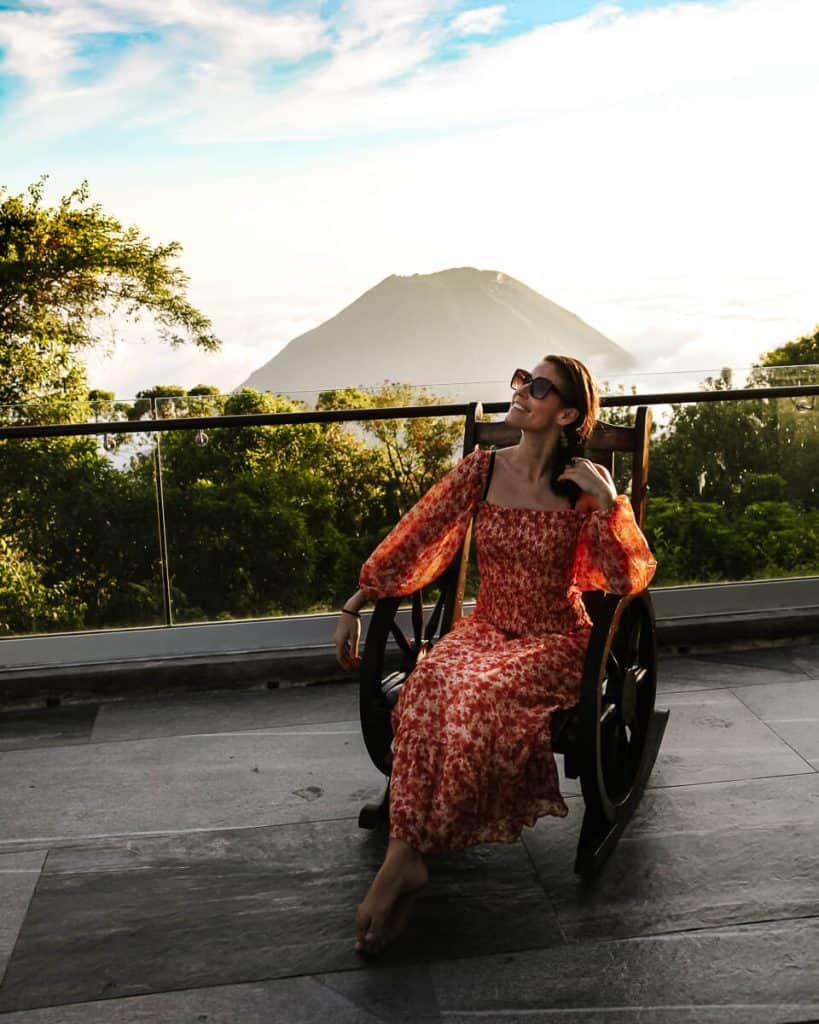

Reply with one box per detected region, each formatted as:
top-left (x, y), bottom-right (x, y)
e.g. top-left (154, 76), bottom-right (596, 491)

top-left (511, 401), bottom-right (527, 412)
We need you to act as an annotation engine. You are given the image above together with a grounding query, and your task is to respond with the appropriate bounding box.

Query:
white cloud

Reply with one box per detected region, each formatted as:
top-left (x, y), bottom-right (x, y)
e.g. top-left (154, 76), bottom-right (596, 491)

top-left (0, 0), bottom-right (329, 137)
top-left (340, 0), bottom-right (457, 38)
top-left (2, 0), bottom-right (817, 394)
top-left (451, 5), bottom-right (506, 35)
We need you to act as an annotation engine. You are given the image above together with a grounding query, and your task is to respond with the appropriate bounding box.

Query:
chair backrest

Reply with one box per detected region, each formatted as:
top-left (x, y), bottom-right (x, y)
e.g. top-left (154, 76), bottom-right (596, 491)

top-left (441, 403), bottom-right (652, 631)
top-left (462, 402), bottom-right (652, 524)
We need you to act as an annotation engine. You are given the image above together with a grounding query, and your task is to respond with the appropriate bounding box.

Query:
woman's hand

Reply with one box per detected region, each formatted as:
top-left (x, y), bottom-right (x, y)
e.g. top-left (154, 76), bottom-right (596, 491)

top-left (334, 611), bottom-right (361, 671)
top-left (557, 457), bottom-right (617, 510)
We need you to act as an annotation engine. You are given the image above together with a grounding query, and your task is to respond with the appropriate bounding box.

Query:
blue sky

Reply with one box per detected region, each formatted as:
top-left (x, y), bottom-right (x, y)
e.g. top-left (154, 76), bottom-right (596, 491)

top-left (0, 0), bottom-right (816, 395)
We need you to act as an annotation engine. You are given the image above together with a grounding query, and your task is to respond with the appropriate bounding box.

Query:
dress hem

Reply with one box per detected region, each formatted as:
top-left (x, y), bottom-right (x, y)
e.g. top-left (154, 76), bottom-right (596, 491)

top-left (388, 800), bottom-right (570, 856)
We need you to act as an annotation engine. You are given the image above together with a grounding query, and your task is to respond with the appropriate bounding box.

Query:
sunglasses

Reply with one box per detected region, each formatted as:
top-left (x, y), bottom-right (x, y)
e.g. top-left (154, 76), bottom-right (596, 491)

top-left (510, 368), bottom-right (565, 401)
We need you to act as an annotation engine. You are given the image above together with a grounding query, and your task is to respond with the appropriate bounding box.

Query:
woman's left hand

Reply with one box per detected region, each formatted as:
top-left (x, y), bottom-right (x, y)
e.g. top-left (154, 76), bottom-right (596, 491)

top-left (557, 457), bottom-right (617, 511)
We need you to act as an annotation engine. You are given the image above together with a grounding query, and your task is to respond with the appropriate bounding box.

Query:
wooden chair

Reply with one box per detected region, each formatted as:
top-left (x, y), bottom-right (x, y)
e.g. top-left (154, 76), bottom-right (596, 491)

top-left (357, 403), bottom-right (669, 877)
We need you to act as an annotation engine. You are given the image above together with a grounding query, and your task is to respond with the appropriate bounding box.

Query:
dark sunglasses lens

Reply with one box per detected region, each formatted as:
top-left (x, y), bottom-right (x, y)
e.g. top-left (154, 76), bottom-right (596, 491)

top-left (511, 370), bottom-right (529, 389)
top-left (530, 378), bottom-right (554, 400)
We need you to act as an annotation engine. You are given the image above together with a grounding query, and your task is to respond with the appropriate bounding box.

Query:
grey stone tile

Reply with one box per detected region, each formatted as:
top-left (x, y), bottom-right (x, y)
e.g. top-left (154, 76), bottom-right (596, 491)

top-left (557, 758), bottom-right (581, 798)
top-left (433, 917), bottom-right (819, 1024)
top-left (315, 963), bottom-right (440, 1022)
top-left (91, 682), bottom-right (359, 743)
top-left (732, 678), bottom-right (819, 765)
top-left (406, 843), bottom-right (564, 962)
top-left (0, 974), bottom-right (395, 1023)
top-left (0, 723), bottom-right (384, 845)
top-left (650, 690), bottom-right (812, 787)
top-left (0, 705), bottom-right (99, 752)
top-left (522, 773), bottom-right (819, 941)
top-left (657, 655), bottom-right (809, 692)
top-left (790, 644), bottom-right (819, 679)
top-left (686, 646), bottom-right (809, 672)
top-left (0, 851), bottom-right (46, 985)
top-left (444, 1011), bottom-right (819, 1023)
top-left (0, 821), bottom-right (556, 1013)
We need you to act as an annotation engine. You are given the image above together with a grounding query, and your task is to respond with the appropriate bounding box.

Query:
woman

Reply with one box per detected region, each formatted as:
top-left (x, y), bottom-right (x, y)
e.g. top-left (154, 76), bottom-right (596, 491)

top-left (333, 355), bottom-right (657, 956)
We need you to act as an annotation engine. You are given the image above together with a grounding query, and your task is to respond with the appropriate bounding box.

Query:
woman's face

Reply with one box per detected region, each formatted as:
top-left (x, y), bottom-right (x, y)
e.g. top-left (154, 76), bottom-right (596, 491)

top-left (504, 360), bottom-right (580, 435)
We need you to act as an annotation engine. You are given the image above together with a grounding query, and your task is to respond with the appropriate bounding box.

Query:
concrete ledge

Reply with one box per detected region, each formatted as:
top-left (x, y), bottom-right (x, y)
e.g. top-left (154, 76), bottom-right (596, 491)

top-left (2, 578), bottom-right (817, 706)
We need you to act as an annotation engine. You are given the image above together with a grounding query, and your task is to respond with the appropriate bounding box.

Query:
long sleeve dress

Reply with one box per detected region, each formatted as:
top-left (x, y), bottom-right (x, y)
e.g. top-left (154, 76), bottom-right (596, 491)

top-left (359, 447), bottom-right (657, 855)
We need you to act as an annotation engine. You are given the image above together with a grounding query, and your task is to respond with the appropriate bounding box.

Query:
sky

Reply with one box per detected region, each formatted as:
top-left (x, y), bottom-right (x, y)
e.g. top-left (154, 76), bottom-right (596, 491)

top-left (1, 0), bottom-right (818, 399)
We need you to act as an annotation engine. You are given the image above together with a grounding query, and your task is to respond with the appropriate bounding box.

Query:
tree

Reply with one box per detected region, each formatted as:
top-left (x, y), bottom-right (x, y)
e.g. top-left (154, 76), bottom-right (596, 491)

top-left (0, 432), bottom-right (164, 630)
top-left (643, 496), bottom-right (819, 585)
top-left (754, 326), bottom-right (819, 374)
top-left (317, 382), bottom-right (463, 513)
top-left (0, 522), bottom-right (86, 634)
top-left (0, 177), bottom-right (220, 422)
top-left (647, 364), bottom-right (818, 509)
top-left (122, 388), bottom-right (388, 618)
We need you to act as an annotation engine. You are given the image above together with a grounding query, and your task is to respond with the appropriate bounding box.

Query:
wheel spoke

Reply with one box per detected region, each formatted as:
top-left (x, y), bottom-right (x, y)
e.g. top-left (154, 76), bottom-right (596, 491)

top-left (615, 604), bottom-right (643, 671)
top-left (600, 702), bottom-right (618, 725)
top-left (389, 623), bottom-right (413, 656)
top-left (630, 614), bottom-right (643, 665)
top-left (592, 596), bottom-right (658, 809)
top-left (411, 591), bottom-right (424, 650)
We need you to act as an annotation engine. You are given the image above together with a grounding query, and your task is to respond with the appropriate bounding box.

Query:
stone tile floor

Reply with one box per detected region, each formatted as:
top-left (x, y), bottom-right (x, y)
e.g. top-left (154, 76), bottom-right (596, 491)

top-left (0, 643), bottom-right (817, 1023)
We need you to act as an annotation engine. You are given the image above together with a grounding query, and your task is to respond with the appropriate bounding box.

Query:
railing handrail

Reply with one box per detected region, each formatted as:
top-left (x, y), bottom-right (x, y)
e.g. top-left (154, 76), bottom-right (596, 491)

top-left (1, 383), bottom-right (817, 440)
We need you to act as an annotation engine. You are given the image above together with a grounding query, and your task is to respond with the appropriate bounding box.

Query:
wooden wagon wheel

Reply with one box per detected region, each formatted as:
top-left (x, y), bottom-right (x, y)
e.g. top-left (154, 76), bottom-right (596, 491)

top-left (358, 579), bottom-right (455, 828)
top-left (358, 590), bottom-right (432, 824)
top-left (575, 590), bottom-right (668, 876)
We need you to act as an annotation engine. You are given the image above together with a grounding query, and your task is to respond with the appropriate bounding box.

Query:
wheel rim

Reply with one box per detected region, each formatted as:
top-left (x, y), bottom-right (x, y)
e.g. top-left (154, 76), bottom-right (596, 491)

top-left (360, 585), bottom-right (448, 775)
top-left (595, 594), bottom-right (657, 817)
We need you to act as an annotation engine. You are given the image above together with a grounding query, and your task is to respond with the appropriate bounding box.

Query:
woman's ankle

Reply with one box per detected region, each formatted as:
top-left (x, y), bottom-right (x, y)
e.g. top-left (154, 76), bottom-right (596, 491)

top-left (386, 837), bottom-right (424, 865)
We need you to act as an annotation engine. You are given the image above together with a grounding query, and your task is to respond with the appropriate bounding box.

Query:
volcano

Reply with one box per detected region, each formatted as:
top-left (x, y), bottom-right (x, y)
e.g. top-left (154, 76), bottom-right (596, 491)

top-left (241, 268), bottom-right (634, 402)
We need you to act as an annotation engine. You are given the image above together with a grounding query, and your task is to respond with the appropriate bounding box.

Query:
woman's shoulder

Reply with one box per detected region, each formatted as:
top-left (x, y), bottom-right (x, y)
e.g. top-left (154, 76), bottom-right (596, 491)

top-left (457, 446), bottom-right (492, 472)
top-left (429, 447), bottom-right (490, 493)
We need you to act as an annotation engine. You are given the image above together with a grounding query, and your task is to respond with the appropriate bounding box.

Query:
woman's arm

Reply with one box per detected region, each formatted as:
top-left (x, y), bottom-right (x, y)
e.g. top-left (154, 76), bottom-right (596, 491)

top-left (358, 447), bottom-right (488, 601)
top-left (334, 591), bottom-right (365, 671)
top-left (560, 457), bottom-right (656, 594)
top-left (573, 496), bottom-right (657, 594)
top-left (334, 448), bottom-right (489, 670)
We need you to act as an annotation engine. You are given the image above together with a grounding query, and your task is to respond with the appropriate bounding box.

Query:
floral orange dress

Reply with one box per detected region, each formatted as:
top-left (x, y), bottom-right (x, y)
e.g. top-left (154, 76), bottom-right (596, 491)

top-left (359, 447), bottom-right (657, 855)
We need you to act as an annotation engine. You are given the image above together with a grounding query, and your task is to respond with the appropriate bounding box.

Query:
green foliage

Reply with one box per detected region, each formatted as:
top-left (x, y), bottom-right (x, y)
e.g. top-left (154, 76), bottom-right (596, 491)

top-left (645, 497), bottom-right (819, 585)
top-left (118, 388), bottom-right (410, 620)
top-left (0, 177), bottom-right (220, 422)
top-left (758, 326), bottom-right (819, 368)
top-left (0, 322), bottom-right (817, 633)
top-left (0, 525), bottom-right (86, 634)
top-left (649, 366), bottom-right (818, 509)
top-left (317, 381), bottom-right (462, 512)
top-left (0, 435), bottom-right (164, 632)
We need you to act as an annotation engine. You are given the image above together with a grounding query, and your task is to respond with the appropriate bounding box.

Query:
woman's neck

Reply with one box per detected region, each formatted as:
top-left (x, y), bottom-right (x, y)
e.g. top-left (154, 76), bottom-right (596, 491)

top-left (508, 432), bottom-right (561, 483)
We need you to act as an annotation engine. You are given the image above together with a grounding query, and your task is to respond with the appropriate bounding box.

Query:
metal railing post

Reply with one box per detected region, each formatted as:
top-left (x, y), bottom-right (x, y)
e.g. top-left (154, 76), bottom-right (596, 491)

top-left (152, 419), bottom-right (174, 627)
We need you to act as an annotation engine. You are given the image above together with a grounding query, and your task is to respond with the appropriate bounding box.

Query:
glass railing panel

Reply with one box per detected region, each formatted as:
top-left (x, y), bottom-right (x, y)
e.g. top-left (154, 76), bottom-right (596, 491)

top-left (279, 364), bottom-right (819, 411)
top-left (2, 372), bottom-right (817, 635)
top-left (156, 395), bottom-right (468, 622)
top-left (604, 391), bottom-right (818, 586)
top-left (0, 430), bottom-right (165, 636)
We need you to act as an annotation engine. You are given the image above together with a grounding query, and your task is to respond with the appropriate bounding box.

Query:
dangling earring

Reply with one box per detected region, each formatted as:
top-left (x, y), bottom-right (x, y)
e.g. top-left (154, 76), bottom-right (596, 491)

top-left (559, 427), bottom-right (569, 449)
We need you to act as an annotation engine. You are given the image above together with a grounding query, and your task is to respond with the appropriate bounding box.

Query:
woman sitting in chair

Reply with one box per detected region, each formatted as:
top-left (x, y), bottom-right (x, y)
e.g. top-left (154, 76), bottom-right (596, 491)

top-left (333, 354), bottom-right (657, 956)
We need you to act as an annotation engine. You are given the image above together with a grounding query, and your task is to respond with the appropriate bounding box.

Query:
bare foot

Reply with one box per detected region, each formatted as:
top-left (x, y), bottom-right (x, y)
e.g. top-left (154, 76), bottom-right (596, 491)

top-left (355, 840), bottom-right (428, 956)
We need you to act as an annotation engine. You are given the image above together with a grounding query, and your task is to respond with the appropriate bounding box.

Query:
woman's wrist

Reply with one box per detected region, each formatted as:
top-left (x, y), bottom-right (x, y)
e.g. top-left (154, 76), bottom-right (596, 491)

top-left (596, 491), bottom-right (617, 513)
top-left (341, 589), bottom-right (366, 616)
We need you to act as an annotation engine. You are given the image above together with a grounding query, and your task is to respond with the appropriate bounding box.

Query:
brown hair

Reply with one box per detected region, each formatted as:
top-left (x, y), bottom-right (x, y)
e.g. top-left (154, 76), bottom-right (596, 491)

top-left (543, 354), bottom-right (601, 507)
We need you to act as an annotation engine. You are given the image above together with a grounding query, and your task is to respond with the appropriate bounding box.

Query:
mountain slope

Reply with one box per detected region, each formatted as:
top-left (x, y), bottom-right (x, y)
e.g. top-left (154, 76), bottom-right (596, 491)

top-left (241, 268), bottom-right (633, 400)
